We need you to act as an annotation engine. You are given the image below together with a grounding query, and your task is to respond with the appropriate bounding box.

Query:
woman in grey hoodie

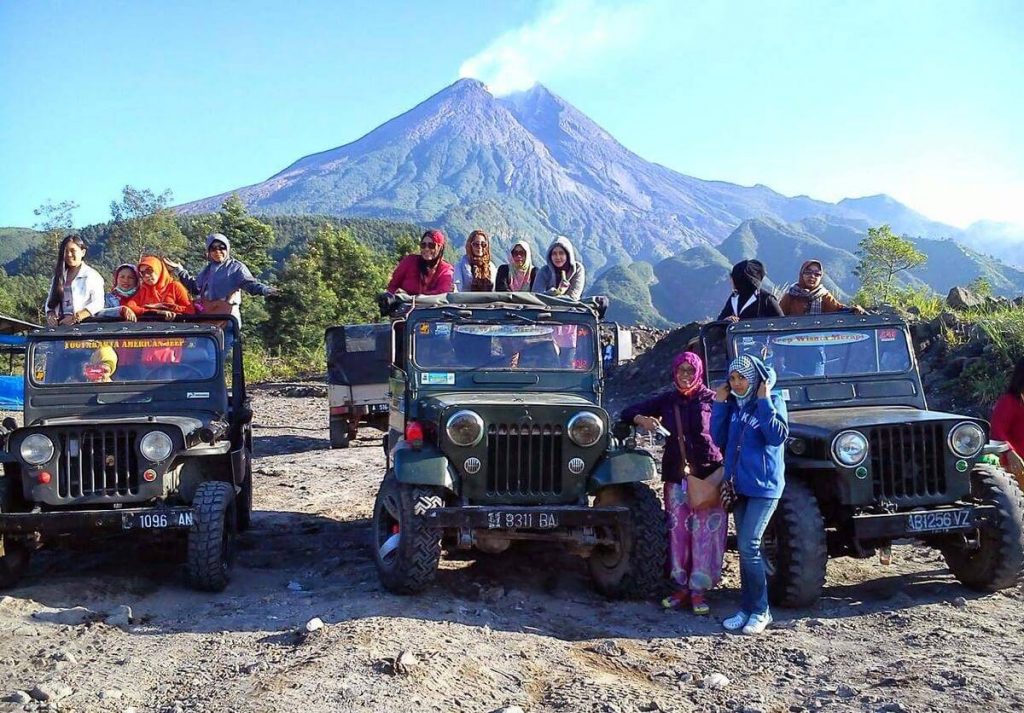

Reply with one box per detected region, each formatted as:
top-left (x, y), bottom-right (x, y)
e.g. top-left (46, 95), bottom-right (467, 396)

top-left (532, 236), bottom-right (586, 300)
top-left (163, 233), bottom-right (276, 325)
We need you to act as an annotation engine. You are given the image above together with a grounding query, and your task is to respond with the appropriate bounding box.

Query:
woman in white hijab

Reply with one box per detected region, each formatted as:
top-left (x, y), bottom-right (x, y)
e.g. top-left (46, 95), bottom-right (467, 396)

top-left (495, 240), bottom-right (537, 291)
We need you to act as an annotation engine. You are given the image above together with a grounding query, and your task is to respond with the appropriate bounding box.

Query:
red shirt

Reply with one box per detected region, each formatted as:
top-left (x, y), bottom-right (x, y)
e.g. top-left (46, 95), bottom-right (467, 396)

top-left (387, 255), bottom-right (454, 295)
top-left (991, 393), bottom-right (1024, 462)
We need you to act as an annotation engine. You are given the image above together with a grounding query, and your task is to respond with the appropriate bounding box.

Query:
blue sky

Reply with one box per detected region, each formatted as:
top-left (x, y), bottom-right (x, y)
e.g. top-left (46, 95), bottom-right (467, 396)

top-left (2, 0), bottom-right (1021, 229)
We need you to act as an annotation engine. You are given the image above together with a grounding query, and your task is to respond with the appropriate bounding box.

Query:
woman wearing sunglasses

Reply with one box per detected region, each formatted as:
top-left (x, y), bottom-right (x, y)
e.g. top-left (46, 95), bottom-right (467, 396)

top-left (163, 233), bottom-right (277, 324)
top-left (495, 240), bottom-right (537, 292)
top-left (779, 259), bottom-right (865, 315)
top-left (452, 229), bottom-right (497, 292)
top-left (386, 229), bottom-right (454, 296)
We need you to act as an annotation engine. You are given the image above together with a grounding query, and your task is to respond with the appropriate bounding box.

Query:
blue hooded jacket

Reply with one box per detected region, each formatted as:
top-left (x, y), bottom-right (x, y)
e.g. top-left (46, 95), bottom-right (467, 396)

top-left (710, 355), bottom-right (789, 499)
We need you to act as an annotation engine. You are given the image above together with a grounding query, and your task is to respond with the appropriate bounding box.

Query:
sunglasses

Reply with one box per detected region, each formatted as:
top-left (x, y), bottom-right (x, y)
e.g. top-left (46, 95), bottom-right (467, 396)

top-left (138, 267), bottom-right (155, 276)
top-left (511, 250), bottom-right (527, 256)
top-left (470, 241), bottom-right (487, 247)
top-left (209, 244), bottom-right (227, 251)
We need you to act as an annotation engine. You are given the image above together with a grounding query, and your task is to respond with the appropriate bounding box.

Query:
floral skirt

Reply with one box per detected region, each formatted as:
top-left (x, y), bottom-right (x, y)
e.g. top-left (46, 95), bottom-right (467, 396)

top-left (664, 481), bottom-right (727, 593)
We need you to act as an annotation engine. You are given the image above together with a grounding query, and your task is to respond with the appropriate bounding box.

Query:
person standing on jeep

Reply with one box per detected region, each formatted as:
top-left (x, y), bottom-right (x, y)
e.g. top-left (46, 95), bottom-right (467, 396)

top-left (711, 354), bottom-right (788, 635)
top-left (163, 233), bottom-right (277, 325)
top-left (495, 240), bottom-right (537, 292)
top-left (386, 229), bottom-right (455, 296)
top-left (533, 236), bottom-right (586, 300)
top-left (452, 229), bottom-right (497, 292)
top-left (779, 259), bottom-right (865, 315)
top-left (44, 234), bottom-right (106, 327)
top-left (717, 259), bottom-right (783, 322)
top-left (621, 351), bottom-right (725, 615)
top-left (991, 356), bottom-right (1024, 489)
top-left (125, 256), bottom-right (195, 320)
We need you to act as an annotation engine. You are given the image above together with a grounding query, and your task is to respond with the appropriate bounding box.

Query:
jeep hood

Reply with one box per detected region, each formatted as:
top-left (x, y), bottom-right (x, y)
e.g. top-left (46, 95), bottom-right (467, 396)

top-left (788, 406), bottom-right (985, 436)
top-left (422, 392), bottom-right (599, 410)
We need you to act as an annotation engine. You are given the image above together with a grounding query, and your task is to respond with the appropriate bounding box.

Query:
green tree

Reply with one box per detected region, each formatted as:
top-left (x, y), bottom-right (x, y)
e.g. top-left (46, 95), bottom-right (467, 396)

top-left (854, 225), bottom-right (926, 306)
top-left (107, 185), bottom-right (188, 263)
top-left (23, 199), bottom-right (80, 276)
top-left (269, 225), bottom-right (390, 352)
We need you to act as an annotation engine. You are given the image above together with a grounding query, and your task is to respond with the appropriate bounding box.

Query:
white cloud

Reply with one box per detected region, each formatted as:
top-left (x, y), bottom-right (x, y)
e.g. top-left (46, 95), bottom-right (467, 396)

top-left (459, 0), bottom-right (654, 95)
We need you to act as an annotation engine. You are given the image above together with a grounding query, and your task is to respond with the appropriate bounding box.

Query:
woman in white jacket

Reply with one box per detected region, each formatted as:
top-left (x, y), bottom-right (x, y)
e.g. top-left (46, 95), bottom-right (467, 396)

top-left (44, 235), bottom-right (105, 327)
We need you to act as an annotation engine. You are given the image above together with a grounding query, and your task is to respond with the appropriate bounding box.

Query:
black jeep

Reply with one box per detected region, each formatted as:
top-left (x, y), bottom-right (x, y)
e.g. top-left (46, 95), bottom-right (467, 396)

top-left (372, 292), bottom-right (666, 598)
top-left (0, 316), bottom-right (253, 591)
top-left (701, 313), bottom-right (1024, 606)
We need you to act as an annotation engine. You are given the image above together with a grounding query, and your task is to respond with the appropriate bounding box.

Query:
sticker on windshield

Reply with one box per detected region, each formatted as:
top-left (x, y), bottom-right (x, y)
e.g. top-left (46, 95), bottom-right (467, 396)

top-left (879, 329), bottom-right (899, 342)
top-left (434, 322), bottom-right (452, 337)
top-left (454, 324), bottom-right (554, 338)
top-left (421, 372), bottom-right (455, 385)
top-left (773, 332), bottom-right (869, 347)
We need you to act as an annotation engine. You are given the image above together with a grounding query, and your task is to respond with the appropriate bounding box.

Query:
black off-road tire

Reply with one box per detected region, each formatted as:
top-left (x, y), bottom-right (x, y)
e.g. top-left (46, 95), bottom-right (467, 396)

top-left (0, 477), bottom-right (31, 589)
top-left (588, 482), bottom-right (667, 599)
top-left (942, 464), bottom-right (1024, 592)
top-left (372, 473), bottom-right (443, 594)
top-left (330, 420), bottom-right (351, 449)
top-left (187, 481), bottom-right (237, 592)
top-left (764, 479), bottom-right (828, 608)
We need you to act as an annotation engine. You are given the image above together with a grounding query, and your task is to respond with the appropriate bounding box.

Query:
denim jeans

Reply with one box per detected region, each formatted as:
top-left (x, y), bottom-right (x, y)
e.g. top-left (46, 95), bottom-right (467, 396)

top-left (733, 495), bottom-right (780, 616)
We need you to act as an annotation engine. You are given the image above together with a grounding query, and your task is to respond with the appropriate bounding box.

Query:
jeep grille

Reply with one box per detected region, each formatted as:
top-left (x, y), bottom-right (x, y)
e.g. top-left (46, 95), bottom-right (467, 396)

top-left (869, 423), bottom-right (947, 505)
top-left (56, 429), bottom-right (140, 500)
top-left (486, 423), bottom-right (564, 497)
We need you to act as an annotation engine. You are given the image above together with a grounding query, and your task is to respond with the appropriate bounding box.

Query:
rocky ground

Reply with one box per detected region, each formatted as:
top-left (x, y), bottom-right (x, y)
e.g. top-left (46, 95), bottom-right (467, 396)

top-left (2, 388), bottom-right (1023, 713)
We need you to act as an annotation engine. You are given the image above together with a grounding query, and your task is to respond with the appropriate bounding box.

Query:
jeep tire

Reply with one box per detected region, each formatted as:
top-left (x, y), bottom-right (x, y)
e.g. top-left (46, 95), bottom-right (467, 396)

top-left (588, 482), bottom-right (667, 599)
top-left (330, 420), bottom-right (351, 449)
top-left (942, 464), bottom-right (1024, 592)
top-left (0, 478), bottom-right (31, 589)
top-left (373, 472), bottom-right (442, 594)
top-left (764, 479), bottom-right (828, 608)
top-left (187, 480), bottom-right (237, 592)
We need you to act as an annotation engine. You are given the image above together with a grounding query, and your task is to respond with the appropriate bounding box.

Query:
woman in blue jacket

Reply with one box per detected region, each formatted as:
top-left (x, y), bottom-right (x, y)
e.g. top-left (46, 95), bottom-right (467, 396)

top-left (710, 354), bottom-right (788, 635)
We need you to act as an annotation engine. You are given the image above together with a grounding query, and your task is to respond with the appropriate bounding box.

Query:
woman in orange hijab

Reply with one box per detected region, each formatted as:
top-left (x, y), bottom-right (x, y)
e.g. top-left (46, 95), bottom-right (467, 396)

top-left (125, 256), bottom-right (194, 319)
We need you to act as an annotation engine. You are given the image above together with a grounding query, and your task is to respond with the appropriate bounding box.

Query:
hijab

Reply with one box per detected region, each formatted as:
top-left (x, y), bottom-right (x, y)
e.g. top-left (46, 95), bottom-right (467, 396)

top-left (465, 230), bottom-right (493, 289)
top-left (111, 264), bottom-right (139, 299)
top-left (508, 240), bottom-right (533, 291)
top-left (786, 259), bottom-right (829, 314)
top-left (728, 354), bottom-right (762, 410)
top-left (135, 256), bottom-right (176, 305)
top-left (673, 351), bottom-right (705, 398)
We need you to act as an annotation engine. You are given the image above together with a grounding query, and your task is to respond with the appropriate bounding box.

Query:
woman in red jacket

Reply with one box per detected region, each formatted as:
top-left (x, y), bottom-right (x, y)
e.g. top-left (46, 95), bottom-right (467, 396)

top-left (386, 229), bottom-right (454, 296)
top-left (991, 357), bottom-right (1024, 488)
top-left (125, 256), bottom-right (194, 319)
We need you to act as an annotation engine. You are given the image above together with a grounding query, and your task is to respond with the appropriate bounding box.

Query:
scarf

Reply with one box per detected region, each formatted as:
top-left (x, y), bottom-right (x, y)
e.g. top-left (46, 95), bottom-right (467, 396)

top-left (728, 355), bottom-right (761, 410)
top-left (466, 231), bottom-right (493, 290)
top-left (673, 351), bottom-right (705, 397)
top-left (788, 259), bottom-right (828, 314)
top-left (111, 264), bottom-right (139, 299)
top-left (508, 240), bottom-right (533, 291)
top-left (135, 256), bottom-right (176, 306)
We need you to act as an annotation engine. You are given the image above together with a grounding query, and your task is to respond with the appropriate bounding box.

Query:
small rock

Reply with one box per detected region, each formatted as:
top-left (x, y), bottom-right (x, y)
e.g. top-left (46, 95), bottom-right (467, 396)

top-left (304, 617), bottom-right (325, 633)
top-left (286, 580), bottom-right (304, 592)
top-left (836, 685), bottom-right (857, 698)
top-left (677, 672), bottom-right (695, 684)
top-left (591, 640), bottom-right (624, 657)
top-left (105, 605), bottom-right (133, 628)
top-left (98, 689), bottom-right (123, 700)
top-left (952, 596), bottom-right (968, 608)
top-left (395, 650), bottom-right (419, 674)
top-left (704, 673), bottom-right (730, 690)
top-left (4, 691), bottom-right (32, 704)
top-left (32, 606), bottom-right (96, 626)
top-left (51, 650), bottom-right (77, 664)
top-left (29, 683), bottom-right (73, 702)
top-left (490, 707), bottom-right (525, 713)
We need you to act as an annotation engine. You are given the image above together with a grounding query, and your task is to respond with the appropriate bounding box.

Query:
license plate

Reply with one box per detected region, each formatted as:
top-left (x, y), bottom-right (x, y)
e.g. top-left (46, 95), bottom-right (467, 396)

top-left (121, 510), bottom-right (194, 531)
top-left (906, 509), bottom-right (972, 533)
top-left (369, 403), bottom-right (389, 413)
top-left (485, 511), bottom-right (560, 530)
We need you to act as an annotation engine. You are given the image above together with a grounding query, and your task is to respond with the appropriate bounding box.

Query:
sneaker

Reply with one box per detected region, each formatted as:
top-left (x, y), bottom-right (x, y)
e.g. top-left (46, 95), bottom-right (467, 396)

top-left (722, 611), bottom-right (748, 631)
top-left (742, 611), bottom-right (773, 635)
top-left (661, 590), bottom-right (691, 610)
top-left (691, 592), bottom-right (710, 616)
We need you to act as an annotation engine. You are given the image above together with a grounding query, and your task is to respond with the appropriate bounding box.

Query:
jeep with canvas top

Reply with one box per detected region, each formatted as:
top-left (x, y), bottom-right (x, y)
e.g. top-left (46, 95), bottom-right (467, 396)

top-left (372, 292), bottom-right (666, 598)
top-left (700, 312), bottom-right (1024, 606)
top-left (0, 316), bottom-right (254, 591)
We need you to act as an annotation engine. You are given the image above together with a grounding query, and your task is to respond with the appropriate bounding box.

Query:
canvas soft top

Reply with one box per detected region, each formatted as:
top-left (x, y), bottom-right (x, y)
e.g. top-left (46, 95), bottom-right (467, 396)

top-left (387, 291), bottom-right (607, 317)
top-left (30, 321), bottom-right (224, 340)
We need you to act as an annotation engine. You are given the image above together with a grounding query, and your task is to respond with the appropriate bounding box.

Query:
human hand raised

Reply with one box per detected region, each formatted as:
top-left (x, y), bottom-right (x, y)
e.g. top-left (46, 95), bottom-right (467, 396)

top-left (633, 415), bottom-right (661, 432)
top-left (162, 256), bottom-right (183, 272)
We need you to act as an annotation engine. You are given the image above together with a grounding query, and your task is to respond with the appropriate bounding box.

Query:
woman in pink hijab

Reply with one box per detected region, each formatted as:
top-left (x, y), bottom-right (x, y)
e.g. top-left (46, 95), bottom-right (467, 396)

top-left (620, 351), bottom-right (726, 614)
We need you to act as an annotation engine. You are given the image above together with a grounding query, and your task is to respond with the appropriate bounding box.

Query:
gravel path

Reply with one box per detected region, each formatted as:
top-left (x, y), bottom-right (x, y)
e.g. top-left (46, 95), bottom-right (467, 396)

top-left (2, 390), bottom-right (1022, 712)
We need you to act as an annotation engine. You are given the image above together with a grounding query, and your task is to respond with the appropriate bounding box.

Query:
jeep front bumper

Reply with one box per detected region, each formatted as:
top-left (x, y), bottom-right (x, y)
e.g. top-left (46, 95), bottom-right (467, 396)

top-left (419, 505), bottom-right (631, 530)
top-left (851, 504), bottom-right (998, 539)
top-left (0, 506), bottom-right (196, 535)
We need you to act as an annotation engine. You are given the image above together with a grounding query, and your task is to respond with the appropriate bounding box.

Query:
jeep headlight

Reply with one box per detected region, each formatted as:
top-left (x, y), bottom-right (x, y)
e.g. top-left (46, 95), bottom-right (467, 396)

top-left (140, 431), bottom-right (173, 462)
top-left (831, 430), bottom-right (868, 467)
top-left (568, 412), bottom-right (604, 448)
top-left (949, 422), bottom-right (985, 458)
top-left (20, 434), bottom-right (55, 465)
top-left (445, 410), bottom-right (484, 447)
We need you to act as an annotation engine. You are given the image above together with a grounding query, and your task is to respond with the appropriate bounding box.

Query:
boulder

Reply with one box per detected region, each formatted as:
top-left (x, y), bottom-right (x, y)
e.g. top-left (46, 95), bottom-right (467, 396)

top-left (946, 286), bottom-right (981, 311)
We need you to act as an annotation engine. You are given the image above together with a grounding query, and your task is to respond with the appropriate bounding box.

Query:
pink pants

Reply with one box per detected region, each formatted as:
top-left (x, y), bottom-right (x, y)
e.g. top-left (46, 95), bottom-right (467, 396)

top-left (664, 481), bottom-right (727, 593)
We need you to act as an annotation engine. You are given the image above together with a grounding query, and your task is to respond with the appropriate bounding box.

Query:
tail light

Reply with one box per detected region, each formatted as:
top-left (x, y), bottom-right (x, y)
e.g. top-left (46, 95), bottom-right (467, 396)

top-left (405, 421), bottom-right (424, 449)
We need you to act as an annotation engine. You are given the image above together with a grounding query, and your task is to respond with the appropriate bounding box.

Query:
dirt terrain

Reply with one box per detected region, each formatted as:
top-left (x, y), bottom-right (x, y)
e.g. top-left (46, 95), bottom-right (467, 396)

top-left (2, 388), bottom-right (1023, 713)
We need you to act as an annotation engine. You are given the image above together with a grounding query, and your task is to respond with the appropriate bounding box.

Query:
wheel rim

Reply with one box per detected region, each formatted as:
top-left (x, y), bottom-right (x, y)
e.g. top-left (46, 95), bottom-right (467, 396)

top-left (376, 491), bottom-right (402, 565)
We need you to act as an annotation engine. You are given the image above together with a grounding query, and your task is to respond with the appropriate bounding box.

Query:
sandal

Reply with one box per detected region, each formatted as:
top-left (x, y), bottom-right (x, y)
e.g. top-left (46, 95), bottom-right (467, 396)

top-left (661, 590), bottom-right (691, 610)
top-left (691, 592), bottom-right (710, 616)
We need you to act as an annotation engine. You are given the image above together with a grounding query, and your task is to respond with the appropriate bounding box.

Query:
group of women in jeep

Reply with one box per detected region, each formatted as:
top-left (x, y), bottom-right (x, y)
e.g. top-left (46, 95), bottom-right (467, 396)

top-left (385, 229), bottom-right (586, 300)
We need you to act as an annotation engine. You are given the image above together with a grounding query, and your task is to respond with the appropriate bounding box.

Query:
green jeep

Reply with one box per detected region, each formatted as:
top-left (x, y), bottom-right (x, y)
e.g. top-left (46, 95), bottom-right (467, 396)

top-left (372, 292), bottom-right (666, 598)
top-left (701, 313), bottom-right (1024, 606)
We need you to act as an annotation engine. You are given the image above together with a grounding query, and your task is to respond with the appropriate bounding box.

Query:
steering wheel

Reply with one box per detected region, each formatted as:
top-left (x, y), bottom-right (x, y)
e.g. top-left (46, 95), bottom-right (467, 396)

top-left (149, 363), bottom-right (207, 381)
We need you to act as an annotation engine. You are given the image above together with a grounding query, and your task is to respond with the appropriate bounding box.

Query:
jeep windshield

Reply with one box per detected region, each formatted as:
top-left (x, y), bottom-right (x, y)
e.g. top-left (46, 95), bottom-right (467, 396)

top-left (733, 327), bottom-right (912, 380)
top-left (413, 320), bottom-right (597, 371)
top-left (30, 335), bottom-right (219, 385)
